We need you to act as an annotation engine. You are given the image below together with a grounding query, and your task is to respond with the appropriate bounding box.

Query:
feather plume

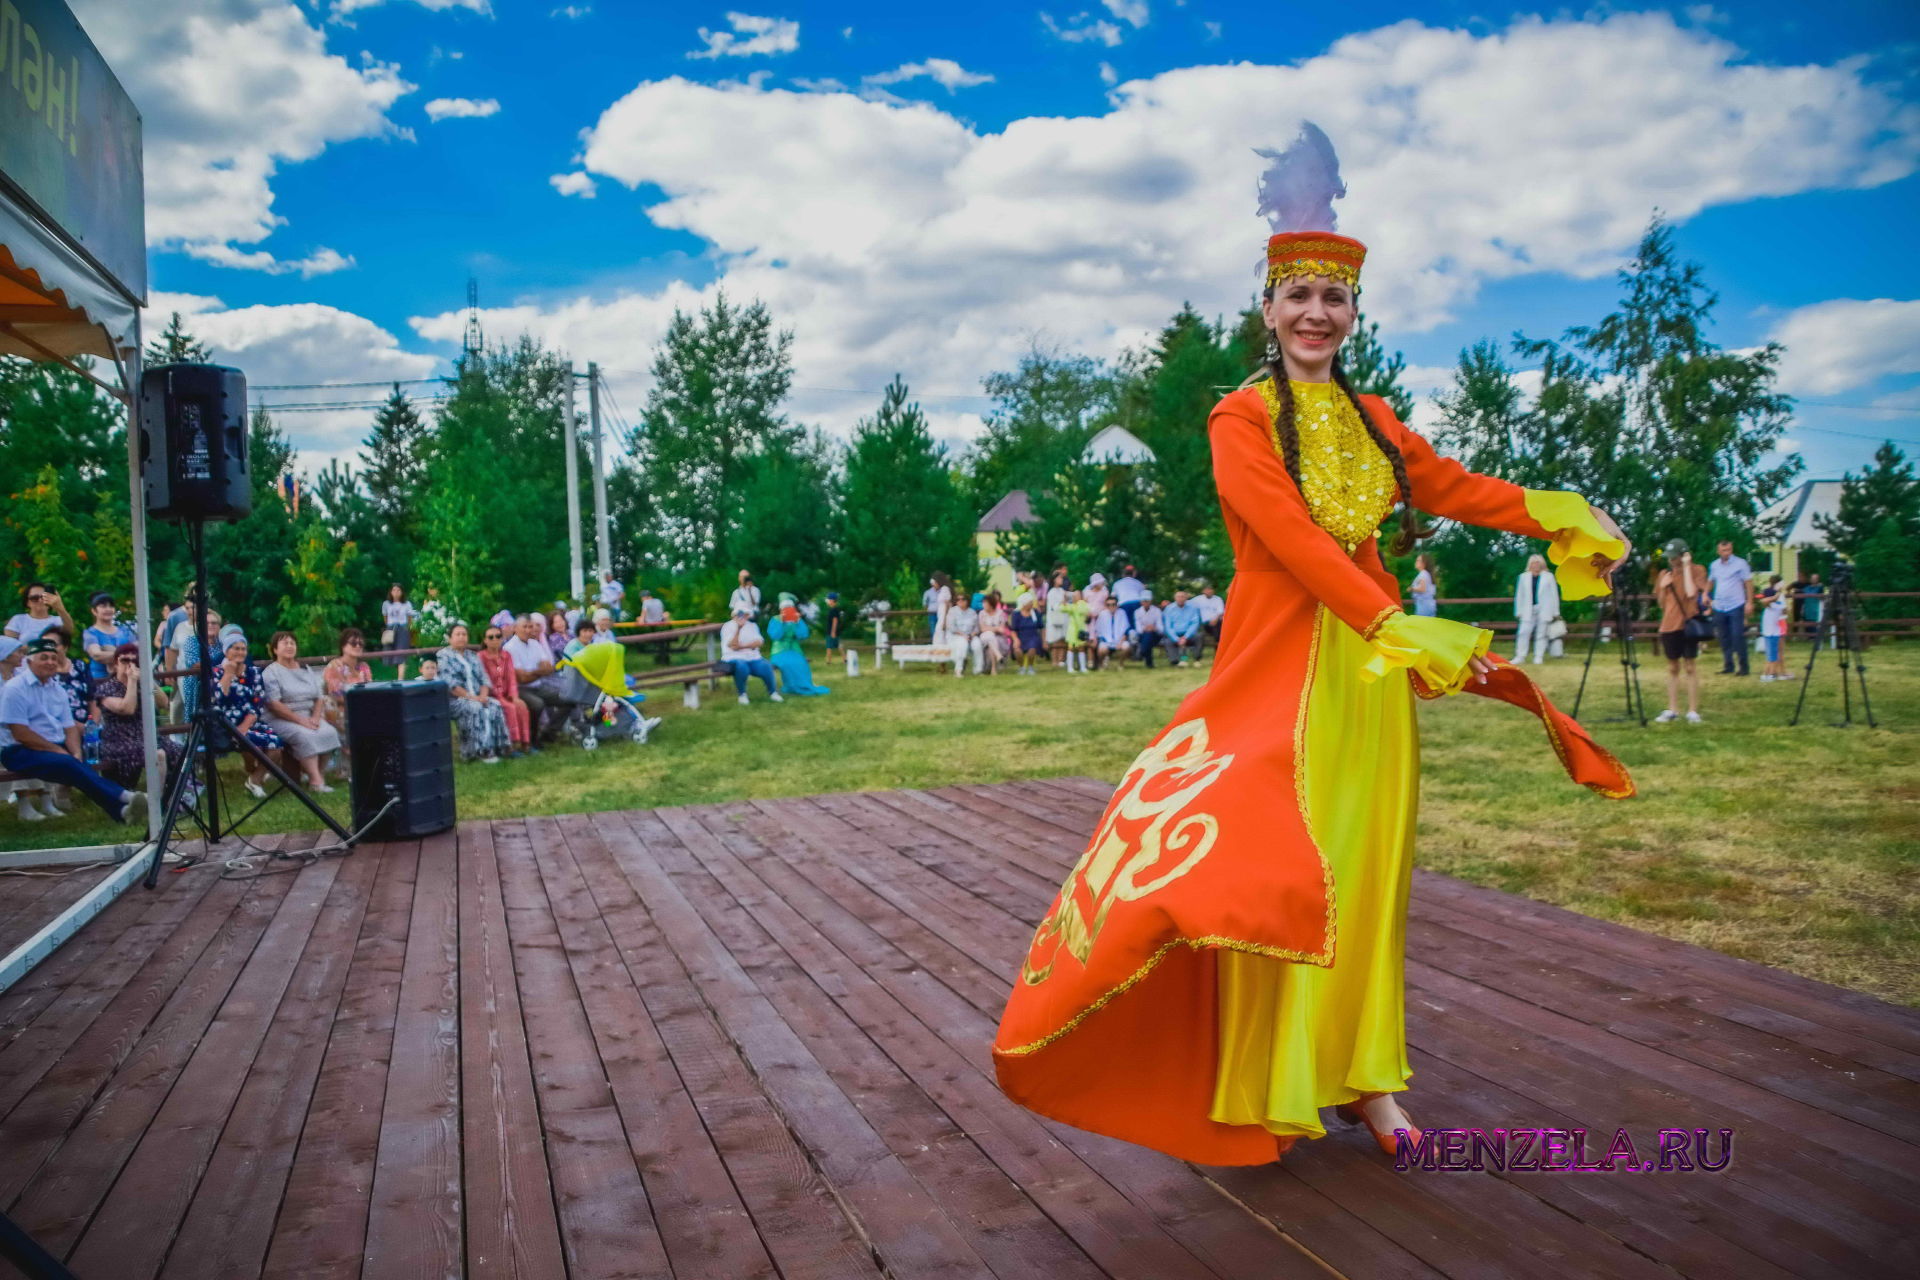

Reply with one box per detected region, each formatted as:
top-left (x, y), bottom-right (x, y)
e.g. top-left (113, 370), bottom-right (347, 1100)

top-left (1254, 121), bottom-right (1345, 233)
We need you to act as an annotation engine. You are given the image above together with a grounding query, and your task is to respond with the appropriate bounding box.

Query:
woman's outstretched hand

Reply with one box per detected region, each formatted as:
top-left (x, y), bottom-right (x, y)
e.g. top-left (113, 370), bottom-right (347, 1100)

top-left (1589, 506), bottom-right (1631, 583)
top-left (1467, 654), bottom-right (1496, 684)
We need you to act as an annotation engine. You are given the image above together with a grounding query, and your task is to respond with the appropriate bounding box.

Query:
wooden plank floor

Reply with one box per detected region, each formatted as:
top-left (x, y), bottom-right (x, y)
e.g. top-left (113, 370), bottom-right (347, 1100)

top-left (1, 779), bottom-right (1916, 1279)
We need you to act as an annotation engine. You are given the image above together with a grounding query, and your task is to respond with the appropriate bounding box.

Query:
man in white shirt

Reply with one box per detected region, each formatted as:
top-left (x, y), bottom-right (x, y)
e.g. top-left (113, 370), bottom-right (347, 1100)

top-left (1091, 598), bottom-right (1135, 669)
top-left (505, 614), bottom-right (560, 741)
top-left (2, 637), bottom-right (142, 823)
top-left (1512, 554), bottom-right (1561, 664)
top-left (1193, 584), bottom-right (1226, 659)
top-left (599, 571), bottom-right (626, 621)
top-left (1134, 598), bottom-right (1165, 668)
top-left (1707, 539), bottom-right (1753, 676)
top-left (720, 608), bottom-right (780, 704)
top-left (945, 598), bottom-right (982, 676)
top-left (1111, 565), bottom-right (1147, 629)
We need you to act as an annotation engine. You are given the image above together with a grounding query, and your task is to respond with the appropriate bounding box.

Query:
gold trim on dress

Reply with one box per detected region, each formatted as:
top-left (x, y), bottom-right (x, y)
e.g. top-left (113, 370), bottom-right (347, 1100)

top-left (1361, 605), bottom-right (1400, 643)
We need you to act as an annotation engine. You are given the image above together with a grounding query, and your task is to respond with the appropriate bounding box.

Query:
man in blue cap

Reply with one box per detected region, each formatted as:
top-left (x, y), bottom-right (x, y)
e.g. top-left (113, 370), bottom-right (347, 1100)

top-left (1, 636), bottom-right (144, 823)
top-left (822, 592), bottom-right (845, 655)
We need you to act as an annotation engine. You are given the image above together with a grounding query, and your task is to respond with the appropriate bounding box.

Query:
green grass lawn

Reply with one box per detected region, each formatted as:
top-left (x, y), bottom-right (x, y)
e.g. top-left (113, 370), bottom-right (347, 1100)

top-left (7, 638), bottom-right (1916, 1006)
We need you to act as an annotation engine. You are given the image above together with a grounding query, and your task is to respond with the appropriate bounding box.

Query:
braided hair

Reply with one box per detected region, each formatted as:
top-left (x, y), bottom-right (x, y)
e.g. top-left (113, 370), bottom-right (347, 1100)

top-left (1255, 287), bottom-right (1432, 556)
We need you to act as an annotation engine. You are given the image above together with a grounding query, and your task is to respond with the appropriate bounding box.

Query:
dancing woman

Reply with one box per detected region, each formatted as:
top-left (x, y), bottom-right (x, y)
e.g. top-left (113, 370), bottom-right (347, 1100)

top-left (993, 125), bottom-right (1636, 1166)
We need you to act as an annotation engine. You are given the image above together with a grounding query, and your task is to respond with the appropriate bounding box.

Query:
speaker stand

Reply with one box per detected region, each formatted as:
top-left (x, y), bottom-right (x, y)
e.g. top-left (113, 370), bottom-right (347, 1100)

top-left (144, 522), bottom-right (357, 888)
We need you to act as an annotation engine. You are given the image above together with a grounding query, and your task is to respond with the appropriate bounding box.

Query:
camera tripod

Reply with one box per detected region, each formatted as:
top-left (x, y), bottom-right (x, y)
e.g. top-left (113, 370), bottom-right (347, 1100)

top-left (1570, 558), bottom-right (1648, 727)
top-left (143, 521), bottom-right (356, 888)
top-left (1789, 563), bottom-right (1877, 728)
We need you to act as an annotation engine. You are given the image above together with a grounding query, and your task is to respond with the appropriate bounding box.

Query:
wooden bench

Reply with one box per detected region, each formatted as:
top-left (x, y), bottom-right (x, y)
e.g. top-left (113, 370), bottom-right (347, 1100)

top-left (888, 643), bottom-right (957, 670)
top-left (624, 661), bottom-right (729, 709)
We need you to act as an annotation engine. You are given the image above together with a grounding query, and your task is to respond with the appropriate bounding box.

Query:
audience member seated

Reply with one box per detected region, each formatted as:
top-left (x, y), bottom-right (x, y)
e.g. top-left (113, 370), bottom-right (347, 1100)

top-left (505, 614), bottom-right (562, 742)
top-left (262, 631), bottom-right (343, 792)
top-left (1162, 590), bottom-right (1202, 667)
top-left (766, 593), bottom-right (830, 696)
top-left (978, 593), bottom-right (1010, 674)
top-left (5, 582), bottom-right (75, 644)
top-left (546, 609), bottom-right (572, 662)
top-left (1092, 597), bottom-right (1136, 669)
top-left (95, 642), bottom-right (189, 798)
top-left (321, 628), bottom-right (374, 766)
top-left (945, 592), bottom-right (983, 677)
top-left (211, 626), bottom-right (285, 799)
top-left (437, 623), bottom-right (513, 764)
top-left (720, 608), bottom-right (780, 705)
top-left (1010, 598), bottom-right (1045, 674)
top-left (82, 592), bottom-right (137, 678)
top-left (479, 622), bottom-right (535, 755)
top-left (1134, 597), bottom-right (1165, 668)
top-left (0, 636), bottom-right (143, 824)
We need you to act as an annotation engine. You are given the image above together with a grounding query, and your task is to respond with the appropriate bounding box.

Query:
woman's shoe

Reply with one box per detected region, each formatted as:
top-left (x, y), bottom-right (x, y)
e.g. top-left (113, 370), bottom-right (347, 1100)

top-left (244, 779), bottom-right (268, 799)
top-left (311, 782), bottom-right (335, 794)
top-left (1335, 1092), bottom-right (1423, 1157)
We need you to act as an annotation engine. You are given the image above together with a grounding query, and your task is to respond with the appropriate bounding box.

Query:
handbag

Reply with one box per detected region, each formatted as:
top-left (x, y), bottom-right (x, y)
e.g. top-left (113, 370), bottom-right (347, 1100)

top-left (1668, 577), bottom-right (1713, 640)
top-left (379, 627), bottom-right (396, 646)
top-left (1546, 617), bottom-right (1568, 641)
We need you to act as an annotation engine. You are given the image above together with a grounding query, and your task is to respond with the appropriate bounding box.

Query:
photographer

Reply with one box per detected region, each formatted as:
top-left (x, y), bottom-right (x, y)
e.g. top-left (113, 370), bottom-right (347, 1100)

top-left (1653, 539), bottom-right (1712, 724)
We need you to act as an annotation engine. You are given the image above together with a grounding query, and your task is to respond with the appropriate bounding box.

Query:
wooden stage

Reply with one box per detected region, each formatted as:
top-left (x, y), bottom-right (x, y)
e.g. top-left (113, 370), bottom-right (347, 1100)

top-left (1, 778), bottom-right (1916, 1279)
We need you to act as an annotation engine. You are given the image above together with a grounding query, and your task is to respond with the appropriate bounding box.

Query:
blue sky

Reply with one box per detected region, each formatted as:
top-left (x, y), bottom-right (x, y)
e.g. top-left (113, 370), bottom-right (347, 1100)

top-left (79, 0), bottom-right (1920, 484)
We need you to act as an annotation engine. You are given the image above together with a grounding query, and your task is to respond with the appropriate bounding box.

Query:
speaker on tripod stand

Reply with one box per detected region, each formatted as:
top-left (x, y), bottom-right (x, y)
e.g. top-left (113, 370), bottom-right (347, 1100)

top-left (138, 362), bottom-right (357, 888)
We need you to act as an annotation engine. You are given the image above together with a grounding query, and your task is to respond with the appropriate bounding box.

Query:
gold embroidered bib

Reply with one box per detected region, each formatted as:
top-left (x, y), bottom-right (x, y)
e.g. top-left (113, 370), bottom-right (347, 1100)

top-left (1258, 378), bottom-right (1396, 552)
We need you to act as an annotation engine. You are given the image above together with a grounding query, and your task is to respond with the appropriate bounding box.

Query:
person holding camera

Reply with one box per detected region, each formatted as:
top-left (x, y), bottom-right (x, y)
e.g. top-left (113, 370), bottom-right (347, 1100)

top-left (1654, 539), bottom-right (1712, 723)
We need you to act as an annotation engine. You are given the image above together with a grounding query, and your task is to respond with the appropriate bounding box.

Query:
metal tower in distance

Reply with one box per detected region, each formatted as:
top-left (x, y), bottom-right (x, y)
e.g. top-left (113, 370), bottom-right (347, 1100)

top-left (463, 277), bottom-right (483, 358)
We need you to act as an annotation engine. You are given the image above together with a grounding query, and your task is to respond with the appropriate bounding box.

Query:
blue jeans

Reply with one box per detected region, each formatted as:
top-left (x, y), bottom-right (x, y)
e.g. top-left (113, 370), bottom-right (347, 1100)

top-left (1136, 631), bottom-right (1161, 667)
top-left (724, 658), bottom-right (777, 697)
top-left (1, 744), bottom-right (130, 817)
top-left (1120, 600), bottom-right (1141, 628)
top-left (1713, 607), bottom-right (1748, 673)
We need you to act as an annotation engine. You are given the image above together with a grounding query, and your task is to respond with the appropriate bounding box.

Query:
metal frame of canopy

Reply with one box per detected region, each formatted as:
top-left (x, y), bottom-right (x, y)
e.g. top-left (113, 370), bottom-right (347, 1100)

top-left (0, 0), bottom-right (157, 997)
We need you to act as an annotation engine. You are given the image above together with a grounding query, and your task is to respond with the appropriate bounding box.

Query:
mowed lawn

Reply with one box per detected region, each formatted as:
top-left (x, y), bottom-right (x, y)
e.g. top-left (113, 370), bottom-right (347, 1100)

top-left (6, 636), bottom-right (1916, 1007)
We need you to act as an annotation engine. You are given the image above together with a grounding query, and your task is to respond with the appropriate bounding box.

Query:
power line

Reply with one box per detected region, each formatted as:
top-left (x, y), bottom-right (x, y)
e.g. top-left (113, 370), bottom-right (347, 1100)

top-left (253, 377), bottom-right (444, 391)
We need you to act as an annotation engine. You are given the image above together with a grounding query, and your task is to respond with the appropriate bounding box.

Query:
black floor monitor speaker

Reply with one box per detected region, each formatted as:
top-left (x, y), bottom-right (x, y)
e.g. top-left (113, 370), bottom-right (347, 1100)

top-left (345, 681), bottom-right (456, 841)
top-left (140, 362), bottom-right (252, 523)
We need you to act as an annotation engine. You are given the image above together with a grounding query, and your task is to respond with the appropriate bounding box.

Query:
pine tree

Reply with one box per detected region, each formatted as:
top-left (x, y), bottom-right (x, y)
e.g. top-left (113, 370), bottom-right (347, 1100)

top-left (362, 385), bottom-right (429, 546)
top-left (728, 431), bottom-right (840, 601)
top-left (144, 312), bottom-right (210, 365)
top-left (626, 292), bottom-right (798, 573)
top-left (1814, 442), bottom-right (1919, 558)
top-left (836, 377), bottom-right (974, 603)
top-left (1419, 341), bottom-right (1537, 602)
top-left (204, 409), bottom-right (302, 632)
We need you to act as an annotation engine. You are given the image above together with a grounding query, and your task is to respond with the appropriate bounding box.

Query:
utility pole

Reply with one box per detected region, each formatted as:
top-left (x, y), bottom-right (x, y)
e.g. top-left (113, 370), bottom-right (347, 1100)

top-left (588, 361), bottom-right (611, 589)
top-left (564, 367), bottom-right (585, 601)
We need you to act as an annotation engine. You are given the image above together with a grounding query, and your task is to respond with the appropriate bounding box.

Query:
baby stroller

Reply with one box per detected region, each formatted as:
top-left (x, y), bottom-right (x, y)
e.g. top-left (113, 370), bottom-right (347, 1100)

top-left (553, 641), bottom-right (663, 749)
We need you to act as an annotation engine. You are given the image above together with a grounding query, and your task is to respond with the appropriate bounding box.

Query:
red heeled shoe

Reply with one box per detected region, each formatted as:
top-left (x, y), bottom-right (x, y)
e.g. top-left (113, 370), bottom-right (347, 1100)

top-left (1334, 1092), bottom-right (1423, 1157)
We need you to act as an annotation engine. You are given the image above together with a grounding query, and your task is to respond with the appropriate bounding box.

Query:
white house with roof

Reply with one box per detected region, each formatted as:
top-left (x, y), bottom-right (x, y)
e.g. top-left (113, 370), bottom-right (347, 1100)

top-left (1753, 479), bottom-right (1843, 582)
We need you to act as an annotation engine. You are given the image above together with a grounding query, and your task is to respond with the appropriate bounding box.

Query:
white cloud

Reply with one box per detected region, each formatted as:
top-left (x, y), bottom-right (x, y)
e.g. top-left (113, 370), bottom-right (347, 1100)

top-left (1098, 61), bottom-right (1118, 86)
top-left (865, 59), bottom-right (995, 92)
top-left (1102, 0), bottom-right (1149, 27)
top-left (551, 4), bottom-right (591, 17)
top-left (689, 12), bottom-right (799, 59)
top-left (1042, 12), bottom-right (1124, 46)
top-left (425, 96), bottom-right (502, 120)
top-left (72, 0), bottom-right (412, 271)
top-left (1202, 20), bottom-right (1221, 40)
top-left (142, 295), bottom-right (443, 471)
top-left (550, 171), bottom-right (599, 198)
top-left (332, 0), bottom-right (492, 14)
top-left (187, 244), bottom-right (356, 277)
top-left (1768, 299), bottom-right (1920, 396)
top-left (407, 14), bottom-right (1918, 447)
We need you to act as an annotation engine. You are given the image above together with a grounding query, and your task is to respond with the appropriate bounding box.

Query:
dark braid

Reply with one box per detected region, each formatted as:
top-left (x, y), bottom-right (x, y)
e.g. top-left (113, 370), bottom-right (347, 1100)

top-left (1331, 357), bottom-right (1430, 556)
top-left (1262, 356), bottom-right (1304, 488)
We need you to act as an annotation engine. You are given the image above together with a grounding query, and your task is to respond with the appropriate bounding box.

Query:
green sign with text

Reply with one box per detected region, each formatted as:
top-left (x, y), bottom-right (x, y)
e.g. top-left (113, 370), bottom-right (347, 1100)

top-left (0, 0), bottom-right (143, 300)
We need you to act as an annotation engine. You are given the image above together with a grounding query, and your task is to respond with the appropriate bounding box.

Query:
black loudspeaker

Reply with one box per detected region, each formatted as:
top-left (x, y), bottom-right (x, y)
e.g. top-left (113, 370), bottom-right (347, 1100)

top-left (140, 362), bottom-right (252, 523)
top-left (345, 681), bottom-right (456, 841)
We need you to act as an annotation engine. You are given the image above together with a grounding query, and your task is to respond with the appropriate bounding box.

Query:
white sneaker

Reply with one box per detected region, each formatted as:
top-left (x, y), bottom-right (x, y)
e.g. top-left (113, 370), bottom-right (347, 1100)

top-left (244, 779), bottom-right (268, 799)
top-left (738, 694), bottom-right (750, 706)
top-left (480, 755), bottom-right (502, 764)
top-left (117, 790), bottom-right (146, 824)
top-left (1685, 711), bottom-right (1703, 723)
top-left (18, 802), bottom-right (46, 822)
top-left (770, 692), bottom-right (784, 702)
top-left (1653, 709), bottom-right (1679, 723)
top-left (43, 793), bottom-right (71, 816)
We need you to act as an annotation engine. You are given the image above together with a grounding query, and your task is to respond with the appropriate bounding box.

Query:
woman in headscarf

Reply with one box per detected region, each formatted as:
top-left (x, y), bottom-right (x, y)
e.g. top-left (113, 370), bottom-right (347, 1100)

top-left (210, 625), bottom-right (286, 799)
top-left (993, 123), bottom-right (1634, 1168)
top-left (765, 593), bottom-right (831, 696)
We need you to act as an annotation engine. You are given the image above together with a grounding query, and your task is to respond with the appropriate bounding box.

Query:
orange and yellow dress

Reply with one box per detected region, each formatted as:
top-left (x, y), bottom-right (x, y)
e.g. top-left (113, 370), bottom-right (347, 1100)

top-left (993, 376), bottom-right (1633, 1166)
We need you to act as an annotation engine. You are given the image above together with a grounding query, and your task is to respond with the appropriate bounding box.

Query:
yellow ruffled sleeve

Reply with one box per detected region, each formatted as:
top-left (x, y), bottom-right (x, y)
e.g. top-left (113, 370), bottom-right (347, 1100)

top-left (1523, 489), bottom-right (1625, 602)
top-left (1359, 610), bottom-right (1493, 696)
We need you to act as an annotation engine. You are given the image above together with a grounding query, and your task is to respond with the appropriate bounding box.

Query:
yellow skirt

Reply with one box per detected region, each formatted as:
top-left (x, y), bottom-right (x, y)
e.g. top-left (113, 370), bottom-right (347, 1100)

top-left (1209, 608), bottom-right (1418, 1139)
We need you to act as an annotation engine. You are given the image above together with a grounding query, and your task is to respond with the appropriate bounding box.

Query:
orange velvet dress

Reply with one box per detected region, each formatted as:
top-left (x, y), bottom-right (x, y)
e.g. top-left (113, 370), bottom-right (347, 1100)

top-left (992, 378), bottom-right (1634, 1166)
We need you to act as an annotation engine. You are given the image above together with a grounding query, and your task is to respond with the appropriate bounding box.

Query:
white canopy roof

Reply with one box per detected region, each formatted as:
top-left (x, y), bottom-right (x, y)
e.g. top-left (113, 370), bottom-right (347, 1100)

top-left (1083, 424), bottom-right (1156, 466)
top-left (0, 196), bottom-right (139, 366)
top-left (1755, 479), bottom-right (1843, 549)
